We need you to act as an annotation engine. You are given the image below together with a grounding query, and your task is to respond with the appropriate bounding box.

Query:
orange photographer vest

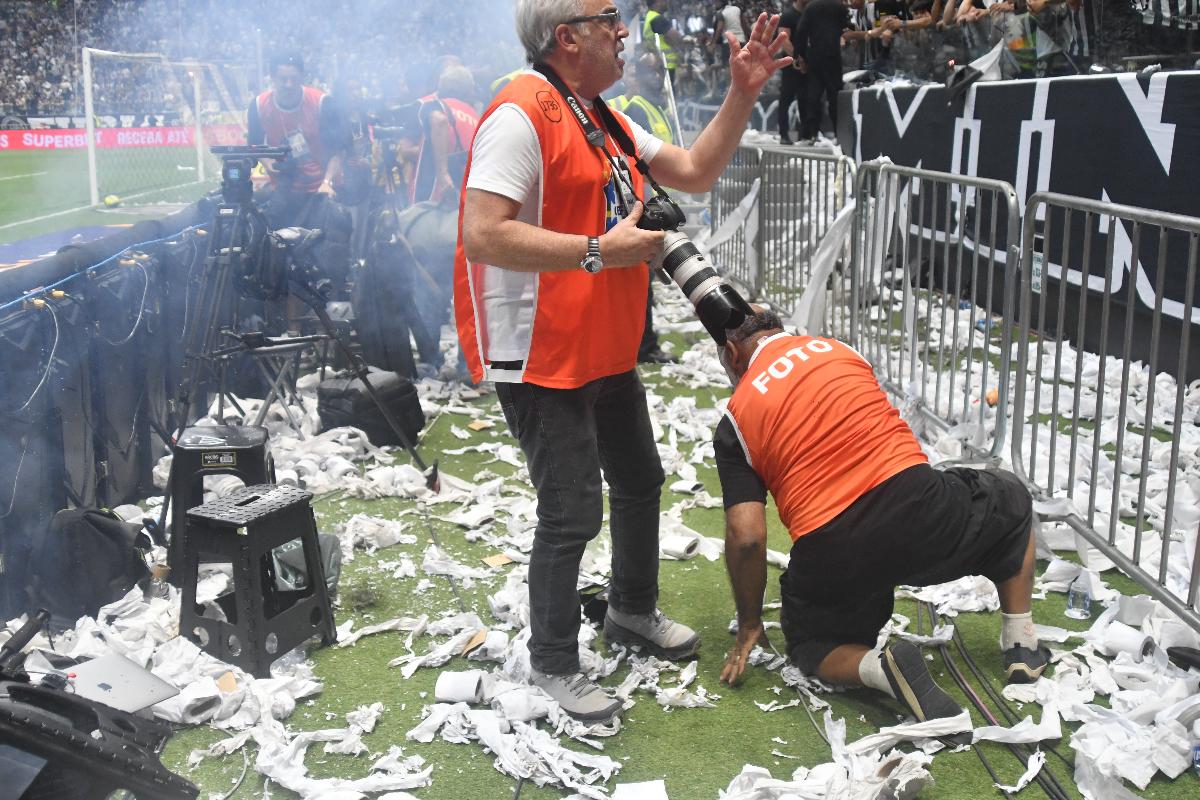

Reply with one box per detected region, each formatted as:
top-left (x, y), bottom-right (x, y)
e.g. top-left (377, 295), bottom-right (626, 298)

top-left (453, 72), bottom-right (649, 389)
top-left (255, 86), bottom-right (328, 193)
top-left (724, 334), bottom-right (928, 541)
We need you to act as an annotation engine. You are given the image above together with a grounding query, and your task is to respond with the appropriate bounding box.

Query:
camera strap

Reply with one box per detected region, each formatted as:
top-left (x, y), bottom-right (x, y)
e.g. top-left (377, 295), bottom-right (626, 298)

top-left (532, 63), bottom-right (671, 202)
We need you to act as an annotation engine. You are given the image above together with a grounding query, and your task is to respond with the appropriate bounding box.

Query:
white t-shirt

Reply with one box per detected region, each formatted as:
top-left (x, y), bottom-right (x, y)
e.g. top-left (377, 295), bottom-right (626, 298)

top-left (722, 5), bottom-right (747, 44)
top-left (467, 99), bottom-right (664, 227)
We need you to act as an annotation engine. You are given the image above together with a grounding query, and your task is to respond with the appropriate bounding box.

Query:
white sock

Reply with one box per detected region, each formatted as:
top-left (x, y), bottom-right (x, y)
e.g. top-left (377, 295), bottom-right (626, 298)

top-left (1001, 612), bottom-right (1038, 651)
top-left (858, 648), bottom-right (896, 699)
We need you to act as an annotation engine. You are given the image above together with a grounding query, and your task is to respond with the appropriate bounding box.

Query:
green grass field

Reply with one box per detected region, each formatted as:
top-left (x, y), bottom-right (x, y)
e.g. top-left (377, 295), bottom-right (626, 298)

top-left (151, 336), bottom-right (1198, 800)
top-left (0, 147), bottom-right (215, 247)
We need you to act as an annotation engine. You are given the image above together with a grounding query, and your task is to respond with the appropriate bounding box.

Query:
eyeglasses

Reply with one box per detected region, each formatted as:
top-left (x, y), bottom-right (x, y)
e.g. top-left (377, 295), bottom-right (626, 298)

top-left (562, 10), bottom-right (622, 29)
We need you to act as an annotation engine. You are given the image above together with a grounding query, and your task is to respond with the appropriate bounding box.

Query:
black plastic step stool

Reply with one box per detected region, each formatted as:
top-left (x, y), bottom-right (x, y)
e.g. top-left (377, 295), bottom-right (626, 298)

top-left (168, 425), bottom-right (274, 582)
top-left (178, 484), bottom-right (336, 677)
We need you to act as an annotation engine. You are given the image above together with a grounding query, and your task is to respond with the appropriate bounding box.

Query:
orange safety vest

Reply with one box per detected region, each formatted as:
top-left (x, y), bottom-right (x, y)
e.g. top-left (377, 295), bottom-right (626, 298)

top-left (255, 86), bottom-right (327, 193)
top-left (410, 94), bottom-right (480, 204)
top-left (453, 73), bottom-right (649, 389)
top-left (725, 334), bottom-right (928, 540)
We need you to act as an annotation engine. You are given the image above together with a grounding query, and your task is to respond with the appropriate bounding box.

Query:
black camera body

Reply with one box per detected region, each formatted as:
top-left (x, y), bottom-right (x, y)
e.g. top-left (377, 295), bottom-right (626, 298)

top-left (634, 193), bottom-right (753, 346)
top-left (636, 195), bottom-right (688, 233)
top-left (211, 144), bottom-right (291, 205)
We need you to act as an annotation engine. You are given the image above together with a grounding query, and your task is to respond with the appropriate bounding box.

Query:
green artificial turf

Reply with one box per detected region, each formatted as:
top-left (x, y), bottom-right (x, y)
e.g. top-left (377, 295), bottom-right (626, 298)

top-left (155, 329), bottom-right (1200, 799)
top-left (0, 149), bottom-right (211, 245)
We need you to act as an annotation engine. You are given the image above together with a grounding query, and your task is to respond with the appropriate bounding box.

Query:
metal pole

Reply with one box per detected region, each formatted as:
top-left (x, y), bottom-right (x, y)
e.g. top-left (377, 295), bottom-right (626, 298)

top-left (255, 28), bottom-right (264, 93)
top-left (83, 47), bottom-right (99, 206)
top-left (193, 68), bottom-right (205, 183)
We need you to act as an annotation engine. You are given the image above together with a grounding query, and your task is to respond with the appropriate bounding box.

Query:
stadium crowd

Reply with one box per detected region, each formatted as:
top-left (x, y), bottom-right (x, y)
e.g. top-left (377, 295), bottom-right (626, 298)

top-left (0, 0), bottom-right (1180, 120)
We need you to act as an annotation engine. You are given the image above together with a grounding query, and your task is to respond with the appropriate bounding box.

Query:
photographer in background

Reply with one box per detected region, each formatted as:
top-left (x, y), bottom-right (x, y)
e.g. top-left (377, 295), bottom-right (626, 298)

top-left (409, 65), bottom-right (482, 206)
top-left (455, 1), bottom-right (791, 723)
top-left (247, 51), bottom-right (352, 298)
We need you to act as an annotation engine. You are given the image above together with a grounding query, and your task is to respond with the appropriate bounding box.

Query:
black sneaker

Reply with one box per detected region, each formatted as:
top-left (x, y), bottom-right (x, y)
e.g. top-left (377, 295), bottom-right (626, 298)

top-left (880, 642), bottom-right (964, 722)
top-left (1004, 644), bottom-right (1051, 684)
top-left (637, 347), bottom-right (678, 365)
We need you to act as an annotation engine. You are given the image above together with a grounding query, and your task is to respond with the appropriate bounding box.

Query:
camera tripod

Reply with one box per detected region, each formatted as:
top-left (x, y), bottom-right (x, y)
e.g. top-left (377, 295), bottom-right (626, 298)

top-left (157, 146), bottom-right (438, 559)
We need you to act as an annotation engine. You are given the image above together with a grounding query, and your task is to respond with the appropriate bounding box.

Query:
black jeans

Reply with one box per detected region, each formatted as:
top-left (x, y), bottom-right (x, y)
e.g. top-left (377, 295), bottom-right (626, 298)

top-left (778, 68), bottom-right (806, 139)
top-left (802, 59), bottom-right (842, 140)
top-left (496, 370), bottom-right (664, 674)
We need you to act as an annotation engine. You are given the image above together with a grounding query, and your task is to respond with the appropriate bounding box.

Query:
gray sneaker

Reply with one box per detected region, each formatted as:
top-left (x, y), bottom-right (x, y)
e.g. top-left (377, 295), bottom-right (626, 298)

top-left (529, 670), bottom-right (622, 723)
top-left (604, 608), bottom-right (700, 660)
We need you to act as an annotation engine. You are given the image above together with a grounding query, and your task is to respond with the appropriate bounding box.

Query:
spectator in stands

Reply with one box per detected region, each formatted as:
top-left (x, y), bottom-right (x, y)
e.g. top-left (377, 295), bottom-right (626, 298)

top-left (794, 0), bottom-right (852, 142)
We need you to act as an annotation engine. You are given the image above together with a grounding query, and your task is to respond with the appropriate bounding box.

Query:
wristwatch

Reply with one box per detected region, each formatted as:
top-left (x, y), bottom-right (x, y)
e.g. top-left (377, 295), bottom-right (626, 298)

top-left (580, 236), bottom-right (603, 273)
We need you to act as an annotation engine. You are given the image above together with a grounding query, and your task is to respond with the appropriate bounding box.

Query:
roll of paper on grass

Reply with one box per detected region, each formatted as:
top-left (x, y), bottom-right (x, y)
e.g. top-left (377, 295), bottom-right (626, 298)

top-left (660, 533), bottom-right (700, 560)
top-left (434, 669), bottom-right (489, 703)
top-left (1101, 620), bottom-right (1155, 662)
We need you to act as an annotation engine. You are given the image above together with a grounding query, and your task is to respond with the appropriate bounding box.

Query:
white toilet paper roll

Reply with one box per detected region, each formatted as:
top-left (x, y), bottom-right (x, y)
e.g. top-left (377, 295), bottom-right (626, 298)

top-left (294, 458), bottom-right (321, 477)
top-left (275, 468), bottom-right (299, 486)
top-left (669, 479), bottom-right (703, 495)
top-left (660, 533), bottom-right (700, 560)
top-left (323, 456), bottom-right (359, 480)
top-left (1101, 621), bottom-right (1155, 662)
top-left (434, 669), bottom-right (487, 703)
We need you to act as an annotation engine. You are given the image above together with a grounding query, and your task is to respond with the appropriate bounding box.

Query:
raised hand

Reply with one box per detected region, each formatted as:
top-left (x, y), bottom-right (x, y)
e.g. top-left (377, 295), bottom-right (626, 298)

top-left (727, 13), bottom-right (793, 96)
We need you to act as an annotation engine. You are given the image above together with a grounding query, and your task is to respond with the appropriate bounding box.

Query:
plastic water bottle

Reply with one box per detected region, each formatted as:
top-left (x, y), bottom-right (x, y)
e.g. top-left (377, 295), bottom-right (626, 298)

top-left (1192, 720), bottom-right (1200, 776)
top-left (1064, 575), bottom-right (1092, 620)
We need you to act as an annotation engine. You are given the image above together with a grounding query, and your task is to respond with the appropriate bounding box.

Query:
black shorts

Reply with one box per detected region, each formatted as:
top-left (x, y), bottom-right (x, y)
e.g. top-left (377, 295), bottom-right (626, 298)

top-left (779, 464), bottom-right (1032, 674)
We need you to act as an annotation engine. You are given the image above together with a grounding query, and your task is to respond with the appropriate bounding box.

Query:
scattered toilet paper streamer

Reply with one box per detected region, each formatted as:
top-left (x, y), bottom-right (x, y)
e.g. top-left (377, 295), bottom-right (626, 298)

top-left (973, 704), bottom-right (1062, 744)
top-left (995, 750), bottom-right (1046, 794)
top-left (612, 779), bottom-right (670, 799)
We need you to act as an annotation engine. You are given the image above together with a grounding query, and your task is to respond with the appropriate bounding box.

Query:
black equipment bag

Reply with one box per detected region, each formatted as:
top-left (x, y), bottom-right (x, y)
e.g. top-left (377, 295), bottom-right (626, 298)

top-left (316, 371), bottom-right (425, 448)
top-left (27, 509), bottom-right (150, 626)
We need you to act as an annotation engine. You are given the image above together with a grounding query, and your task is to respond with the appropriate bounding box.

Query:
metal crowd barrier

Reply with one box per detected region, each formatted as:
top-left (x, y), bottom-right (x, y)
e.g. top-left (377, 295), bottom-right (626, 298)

top-left (849, 160), bottom-right (1021, 461)
top-left (1011, 192), bottom-right (1200, 630)
top-left (708, 145), bottom-right (761, 295)
top-left (708, 144), bottom-right (855, 337)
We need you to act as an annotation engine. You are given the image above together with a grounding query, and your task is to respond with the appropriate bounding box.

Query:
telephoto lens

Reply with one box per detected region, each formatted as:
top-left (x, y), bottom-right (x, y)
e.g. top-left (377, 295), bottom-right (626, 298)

top-left (655, 230), bottom-right (754, 345)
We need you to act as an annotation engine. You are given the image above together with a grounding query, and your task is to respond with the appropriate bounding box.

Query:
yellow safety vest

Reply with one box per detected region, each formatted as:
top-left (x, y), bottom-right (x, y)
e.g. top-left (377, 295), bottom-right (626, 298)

top-left (610, 94), bottom-right (673, 146)
top-left (490, 69), bottom-right (524, 97)
top-left (642, 10), bottom-right (678, 70)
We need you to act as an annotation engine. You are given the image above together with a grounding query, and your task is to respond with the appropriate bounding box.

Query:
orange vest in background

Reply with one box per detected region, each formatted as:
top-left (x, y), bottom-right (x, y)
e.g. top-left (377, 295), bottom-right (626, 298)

top-left (454, 72), bottom-right (649, 389)
top-left (725, 334), bottom-right (928, 541)
top-left (255, 85), bottom-right (327, 193)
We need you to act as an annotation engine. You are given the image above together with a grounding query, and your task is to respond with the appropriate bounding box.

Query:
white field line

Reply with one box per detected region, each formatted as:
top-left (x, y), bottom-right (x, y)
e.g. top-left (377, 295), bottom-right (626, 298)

top-left (0, 179), bottom-right (206, 231)
top-left (0, 171), bottom-right (48, 182)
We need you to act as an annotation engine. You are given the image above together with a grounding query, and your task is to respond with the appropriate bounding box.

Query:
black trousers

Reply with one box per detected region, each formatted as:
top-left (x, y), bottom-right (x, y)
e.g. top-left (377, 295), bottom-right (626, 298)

top-left (496, 370), bottom-right (665, 674)
top-left (778, 68), bottom-right (806, 139)
top-left (802, 58), bottom-right (843, 140)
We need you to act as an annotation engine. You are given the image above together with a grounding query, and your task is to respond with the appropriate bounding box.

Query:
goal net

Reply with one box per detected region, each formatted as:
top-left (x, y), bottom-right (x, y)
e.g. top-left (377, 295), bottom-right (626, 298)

top-left (82, 47), bottom-right (250, 208)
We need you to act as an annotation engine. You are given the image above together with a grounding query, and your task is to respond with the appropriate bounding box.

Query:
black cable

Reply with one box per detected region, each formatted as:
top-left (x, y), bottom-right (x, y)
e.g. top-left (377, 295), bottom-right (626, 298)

top-left (511, 776), bottom-right (524, 799)
top-left (930, 604), bottom-right (1071, 800)
top-left (416, 500), bottom-right (468, 614)
top-left (943, 608), bottom-right (1076, 775)
top-left (767, 640), bottom-right (830, 747)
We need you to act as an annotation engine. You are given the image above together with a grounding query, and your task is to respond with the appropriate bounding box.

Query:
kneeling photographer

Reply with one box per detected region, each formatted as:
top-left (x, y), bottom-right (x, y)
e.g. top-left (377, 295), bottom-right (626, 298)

top-left (453, 3), bottom-right (791, 723)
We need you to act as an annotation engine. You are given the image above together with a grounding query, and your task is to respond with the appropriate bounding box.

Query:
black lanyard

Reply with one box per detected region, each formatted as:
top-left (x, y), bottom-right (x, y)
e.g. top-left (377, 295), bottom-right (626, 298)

top-left (532, 62), bottom-right (672, 204)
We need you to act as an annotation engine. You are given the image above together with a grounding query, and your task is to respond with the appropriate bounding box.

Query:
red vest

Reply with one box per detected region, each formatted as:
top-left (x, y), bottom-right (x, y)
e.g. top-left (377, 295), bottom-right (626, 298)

top-left (725, 334), bottom-right (928, 540)
top-left (453, 73), bottom-right (649, 389)
top-left (255, 86), bottom-right (327, 193)
top-left (410, 95), bottom-right (480, 204)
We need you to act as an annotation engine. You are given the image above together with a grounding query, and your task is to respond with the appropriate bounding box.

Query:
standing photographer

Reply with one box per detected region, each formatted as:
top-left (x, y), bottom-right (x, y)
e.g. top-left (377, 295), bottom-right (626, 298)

top-left (455, 0), bottom-right (791, 723)
top-left (247, 52), bottom-right (352, 298)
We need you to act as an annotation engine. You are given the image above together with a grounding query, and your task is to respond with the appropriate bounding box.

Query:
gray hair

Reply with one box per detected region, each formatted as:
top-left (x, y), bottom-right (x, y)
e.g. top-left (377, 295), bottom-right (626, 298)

top-left (437, 65), bottom-right (476, 101)
top-left (516, 0), bottom-right (585, 64)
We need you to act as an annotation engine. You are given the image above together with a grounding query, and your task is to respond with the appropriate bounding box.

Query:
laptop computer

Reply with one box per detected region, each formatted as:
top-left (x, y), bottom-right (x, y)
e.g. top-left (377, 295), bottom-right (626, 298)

top-left (67, 653), bottom-right (179, 714)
